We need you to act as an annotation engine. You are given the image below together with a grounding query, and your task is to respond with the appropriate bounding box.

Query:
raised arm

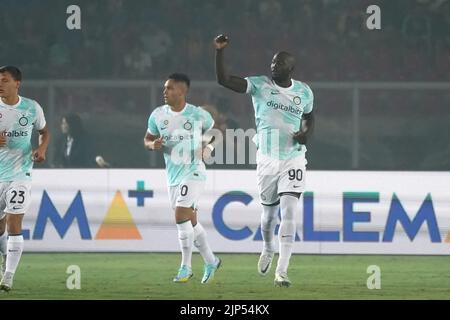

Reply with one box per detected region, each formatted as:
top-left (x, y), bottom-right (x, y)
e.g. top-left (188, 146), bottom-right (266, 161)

top-left (214, 34), bottom-right (247, 93)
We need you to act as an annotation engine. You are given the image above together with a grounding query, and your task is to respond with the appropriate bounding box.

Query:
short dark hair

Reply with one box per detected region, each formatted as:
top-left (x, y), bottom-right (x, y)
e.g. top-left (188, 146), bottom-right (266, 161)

top-left (168, 73), bottom-right (190, 88)
top-left (0, 66), bottom-right (22, 81)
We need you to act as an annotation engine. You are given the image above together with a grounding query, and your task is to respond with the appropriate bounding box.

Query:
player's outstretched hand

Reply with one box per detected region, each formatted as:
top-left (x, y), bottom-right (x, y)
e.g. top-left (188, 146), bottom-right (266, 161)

top-left (214, 34), bottom-right (229, 50)
top-left (293, 131), bottom-right (307, 145)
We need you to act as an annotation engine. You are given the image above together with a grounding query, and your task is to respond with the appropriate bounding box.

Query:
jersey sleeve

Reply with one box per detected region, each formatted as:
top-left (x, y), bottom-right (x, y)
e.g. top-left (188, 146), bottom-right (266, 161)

top-left (200, 108), bottom-right (215, 133)
top-left (33, 101), bottom-right (47, 130)
top-left (147, 110), bottom-right (159, 135)
top-left (303, 85), bottom-right (314, 114)
top-left (245, 76), bottom-right (263, 95)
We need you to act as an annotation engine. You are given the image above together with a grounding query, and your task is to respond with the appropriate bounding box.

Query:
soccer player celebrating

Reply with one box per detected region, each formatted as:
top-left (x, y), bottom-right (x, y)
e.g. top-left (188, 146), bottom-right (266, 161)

top-left (0, 66), bottom-right (50, 291)
top-left (144, 73), bottom-right (221, 284)
top-left (214, 35), bottom-right (314, 287)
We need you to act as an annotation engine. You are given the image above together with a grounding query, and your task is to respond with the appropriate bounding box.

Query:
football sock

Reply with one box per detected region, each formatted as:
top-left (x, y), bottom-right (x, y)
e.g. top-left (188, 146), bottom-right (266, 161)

top-left (276, 195), bottom-right (298, 274)
top-left (193, 222), bottom-right (216, 265)
top-left (0, 231), bottom-right (7, 257)
top-left (261, 204), bottom-right (279, 253)
top-left (5, 235), bottom-right (24, 274)
top-left (176, 221), bottom-right (194, 268)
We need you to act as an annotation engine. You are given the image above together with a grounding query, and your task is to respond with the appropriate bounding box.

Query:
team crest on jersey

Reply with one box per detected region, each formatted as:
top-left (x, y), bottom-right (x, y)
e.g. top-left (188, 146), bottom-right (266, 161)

top-left (19, 115), bottom-right (28, 126)
top-left (183, 120), bottom-right (192, 130)
top-left (160, 119), bottom-right (169, 130)
top-left (293, 96), bottom-right (301, 105)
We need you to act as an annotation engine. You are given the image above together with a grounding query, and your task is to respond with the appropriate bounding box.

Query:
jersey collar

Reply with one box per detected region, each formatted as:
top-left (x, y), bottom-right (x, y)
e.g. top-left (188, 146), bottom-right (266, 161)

top-left (0, 95), bottom-right (22, 109)
top-left (271, 79), bottom-right (294, 92)
top-left (167, 103), bottom-right (188, 115)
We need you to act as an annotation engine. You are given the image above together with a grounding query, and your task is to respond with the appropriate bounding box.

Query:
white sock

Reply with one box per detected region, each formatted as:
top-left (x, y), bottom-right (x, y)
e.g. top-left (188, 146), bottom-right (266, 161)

top-left (176, 221), bottom-right (194, 268)
top-left (6, 235), bottom-right (24, 274)
top-left (0, 231), bottom-right (7, 271)
top-left (276, 195), bottom-right (298, 274)
top-left (193, 222), bottom-right (216, 265)
top-left (261, 204), bottom-right (279, 253)
top-left (0, 231), bottom-right (7, 256)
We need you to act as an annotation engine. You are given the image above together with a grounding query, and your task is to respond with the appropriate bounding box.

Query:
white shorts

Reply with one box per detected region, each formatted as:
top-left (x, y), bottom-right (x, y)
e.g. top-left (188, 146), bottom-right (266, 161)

top-left (0, 180), bottom-right (32, 219)
top-left (168, 180), bottom-right (205, 210)
top-left (256, 150), bottom-right (307, 206)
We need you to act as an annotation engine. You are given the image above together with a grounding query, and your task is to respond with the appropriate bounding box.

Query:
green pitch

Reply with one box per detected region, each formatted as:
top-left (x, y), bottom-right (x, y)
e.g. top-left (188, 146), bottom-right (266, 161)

top-left (1, 253), bottom-right (449, 300)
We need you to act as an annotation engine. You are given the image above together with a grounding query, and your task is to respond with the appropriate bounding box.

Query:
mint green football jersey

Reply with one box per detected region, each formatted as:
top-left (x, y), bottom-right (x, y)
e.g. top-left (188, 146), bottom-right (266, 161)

top-left (245, 75), bottom-right (314, 160)
top-left (147, 103), bottom-right (214, 186)
top-left (0, 96), bottom-right (46, 182)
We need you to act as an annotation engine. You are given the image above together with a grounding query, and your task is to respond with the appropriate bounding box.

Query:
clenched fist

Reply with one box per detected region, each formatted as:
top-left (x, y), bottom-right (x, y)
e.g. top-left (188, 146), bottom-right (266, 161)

top-left (214, 34), bottom-right (229, 50)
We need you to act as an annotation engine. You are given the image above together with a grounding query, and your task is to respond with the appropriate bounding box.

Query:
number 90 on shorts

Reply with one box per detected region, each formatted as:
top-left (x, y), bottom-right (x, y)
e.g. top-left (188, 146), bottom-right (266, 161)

top-left (169, 180), bottom-right (205, 210)
top-left (256, 151), bottom-right (307, 205)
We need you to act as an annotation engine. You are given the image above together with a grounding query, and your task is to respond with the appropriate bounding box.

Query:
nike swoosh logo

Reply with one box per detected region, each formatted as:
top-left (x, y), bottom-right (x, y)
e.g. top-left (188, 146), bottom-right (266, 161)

top-left (293, 185), bottom-right (300, 188)
top-left (261, 264), bottom-right (270, 273)
top-left (12, 206), bottom-right (22, 210)
top-left (270, 91), bottom-right (280, 95)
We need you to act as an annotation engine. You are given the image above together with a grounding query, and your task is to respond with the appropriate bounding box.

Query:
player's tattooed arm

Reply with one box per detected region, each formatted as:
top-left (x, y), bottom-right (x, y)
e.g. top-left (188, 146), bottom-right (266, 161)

top-left (144, 132), bottom-right (163, 151)
top-left (293, 111), bottom-right (314, 145)
top-left (214, 34), bottom-right (247, 93)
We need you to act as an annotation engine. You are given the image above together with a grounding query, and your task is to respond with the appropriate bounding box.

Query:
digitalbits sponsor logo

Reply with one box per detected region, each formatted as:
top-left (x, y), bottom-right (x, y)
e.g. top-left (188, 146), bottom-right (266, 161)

top-left (1, 130), bottom-right (28, 137)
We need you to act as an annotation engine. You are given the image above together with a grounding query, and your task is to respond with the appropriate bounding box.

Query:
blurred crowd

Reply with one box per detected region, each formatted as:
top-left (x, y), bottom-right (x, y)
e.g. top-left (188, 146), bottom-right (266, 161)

top-left (2, 0), bottom-right (449, 170)
top-left (1, 0), bottom-right (449, 81)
